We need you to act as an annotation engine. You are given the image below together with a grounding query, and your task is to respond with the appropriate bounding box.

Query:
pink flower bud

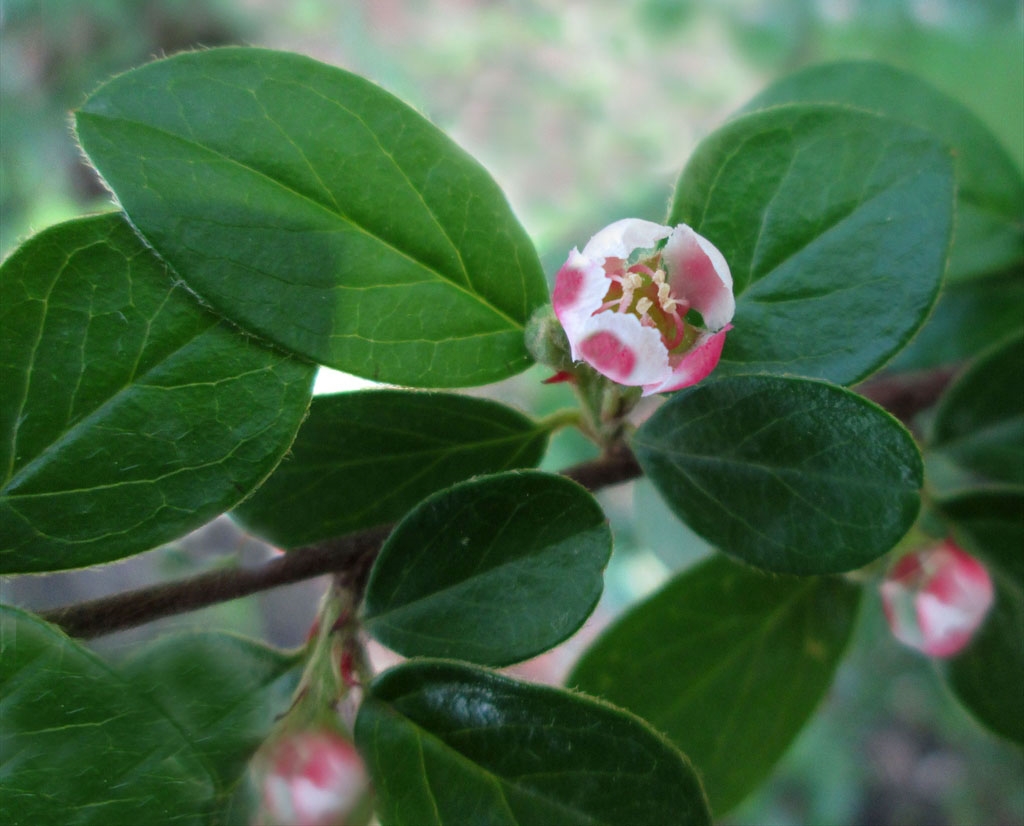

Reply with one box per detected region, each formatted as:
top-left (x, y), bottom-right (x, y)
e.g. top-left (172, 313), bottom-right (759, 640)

top-left (552, 218), bottom-right (734, 395)
top-left (258, 729), bottom-right (368, 826)
top-left (880, 541), bottom-right (995, 658)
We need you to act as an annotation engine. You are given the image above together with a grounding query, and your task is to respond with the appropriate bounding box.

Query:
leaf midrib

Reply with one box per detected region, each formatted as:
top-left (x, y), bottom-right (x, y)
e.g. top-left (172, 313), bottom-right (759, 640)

top-left (78, 110), bottom-right (525, 331)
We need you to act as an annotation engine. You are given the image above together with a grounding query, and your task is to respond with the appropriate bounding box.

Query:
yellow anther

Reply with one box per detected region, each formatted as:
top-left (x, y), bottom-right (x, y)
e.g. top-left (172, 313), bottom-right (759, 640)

top-left (635, 297), bottom-right (654, 316)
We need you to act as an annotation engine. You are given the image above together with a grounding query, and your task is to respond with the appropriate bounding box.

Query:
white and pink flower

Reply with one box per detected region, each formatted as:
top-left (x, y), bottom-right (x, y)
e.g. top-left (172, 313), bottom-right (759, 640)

top-left (552, 218), bottom-right (735, 395)
top-left (880, 540), bottom-right (995, 658)
top-left (256, 728), bottom-right (368, 826)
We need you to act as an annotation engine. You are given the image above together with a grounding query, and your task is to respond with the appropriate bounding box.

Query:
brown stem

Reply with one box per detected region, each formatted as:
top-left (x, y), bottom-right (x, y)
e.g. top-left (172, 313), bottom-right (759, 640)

top-left (41, 452), bottom-right (643, 639)
top-left (39, 366), bottom-right (954, 640)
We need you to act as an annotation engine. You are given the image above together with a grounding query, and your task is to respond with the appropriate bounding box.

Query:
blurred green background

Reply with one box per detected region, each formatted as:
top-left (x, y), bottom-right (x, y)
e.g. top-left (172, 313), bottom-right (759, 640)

top-left (2, 1), bottom-right (1022, 824)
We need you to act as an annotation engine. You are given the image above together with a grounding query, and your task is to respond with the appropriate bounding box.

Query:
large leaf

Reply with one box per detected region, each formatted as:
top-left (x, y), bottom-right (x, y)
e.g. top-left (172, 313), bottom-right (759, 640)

top-left (0, 606), bottom-right (215, 825)
top-left (632, 374), bottom-right (922, 574)
top-left (0, 214), bottom-right (314, 574)
top-left (355, 659), bottom-right (710, 826)
top-left (568, 553), bottom-right (861, 815)
top-left (232, 391), bottom-right (550, 547)
top-left (362, 471), bottom-right (611, 666)
top-left (927, 332), bottom-right (1024, 496)
top-left (742, 60), bottom-right (1024, 282)
top-left (117, 631), bottom-right (302, 790)
top-left (940, 491), bottom-right (1024, 744)
top-left (669, 103), bottom-right (954, 385)
top-left (76, 47), bottom-right (548, 387)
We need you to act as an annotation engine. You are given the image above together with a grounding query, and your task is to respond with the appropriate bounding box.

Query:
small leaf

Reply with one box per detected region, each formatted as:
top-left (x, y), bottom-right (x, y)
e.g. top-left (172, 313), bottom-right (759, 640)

top-left (927, 332), bottom-right (1024, 496)
top-left (117, 631), bottom-right (302, 790)
top-left (355, 659), bottom-right (711, 826)
top-left (232, 391), bottom-right (550, 547)
top-left (0, 214), bottom-right (314, 573)
top-left (362, 471), bottom-right (611, 666)
top-left (633, 374), bottom-right (922, 574)
top-left (741, 60), bottom-right (1024, 282)
top-left (669, 103), bottom-right (954, 385)
top-left (76, 47), bottom-right (548, 387)
top-left (939, 491), bottom-right (1024, 745)
top-left (0, 606), bottom-right (216, 825)
top-left (568, 553), bottom-right (861, 815)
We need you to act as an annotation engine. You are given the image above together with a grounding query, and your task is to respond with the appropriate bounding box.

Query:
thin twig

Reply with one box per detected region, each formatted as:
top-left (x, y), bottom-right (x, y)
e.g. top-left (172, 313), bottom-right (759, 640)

top-left (39, 367), bottom-right (954, 639)
top-left (41, 452), bottom-right (643, 638)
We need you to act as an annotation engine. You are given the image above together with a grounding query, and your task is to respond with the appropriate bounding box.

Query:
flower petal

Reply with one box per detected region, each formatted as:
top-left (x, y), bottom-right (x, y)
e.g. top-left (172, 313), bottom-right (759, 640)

top-left (577, 312), bottom-right (669, 386)
top-left (663, 225), bottom-right (735, 331)
top-left (643, 327), bottom-right (730, 395)
top-left (582, 218), bottom-right (672, 260)
top-left (880, 541), bottom-right (994, 659)
top-left (553, 249), bottom-right (610, 361)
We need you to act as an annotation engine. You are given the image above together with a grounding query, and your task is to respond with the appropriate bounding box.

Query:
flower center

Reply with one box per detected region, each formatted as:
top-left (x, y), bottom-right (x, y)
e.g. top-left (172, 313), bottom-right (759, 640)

top-left (595, 259), bottom-right (693, 351)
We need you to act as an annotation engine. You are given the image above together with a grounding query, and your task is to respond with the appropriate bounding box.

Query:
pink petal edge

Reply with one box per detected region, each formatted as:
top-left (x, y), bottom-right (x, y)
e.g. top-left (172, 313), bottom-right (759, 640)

top-left (662, 225), bottom-right (735, 331)
top-left (643, 326), bottom-right (730, 395)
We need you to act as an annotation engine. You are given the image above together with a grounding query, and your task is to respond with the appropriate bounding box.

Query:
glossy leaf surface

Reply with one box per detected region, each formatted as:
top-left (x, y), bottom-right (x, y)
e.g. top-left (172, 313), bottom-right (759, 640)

top-left (742, 60), bottom-right (1024, 281)
top-left (355, 659), bottom-right (710, 825)
top-left (941, 491), bottom-right (1024, 744)
top-left (0, 606), bottom-right (215, 825)
top-left (569, 554), bottom-right (861, 815)
top-left (362, 471), bottom-right (611, 665)
top-left (233, 391), bottom-right (549, 547)
top-left (669, 104), bottom-right (953, 385)
top-left (118, 631), bottom-right (302, 789)
top-left (76, 48), bottom-right (548, 387)
top-left (927, 332), bottom-right (1024, 495)
top-left (0, 214), bottom-right (314, 573)
top-left (633, 375), bottom-right (922, 574)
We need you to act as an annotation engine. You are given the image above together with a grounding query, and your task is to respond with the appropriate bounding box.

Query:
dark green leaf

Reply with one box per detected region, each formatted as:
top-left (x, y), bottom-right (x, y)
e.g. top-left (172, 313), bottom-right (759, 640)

top-left (633, 374), bottom-right (922, 574)
top-left (669, 104), bottom-right (954, 385)
top-left (355, 659), bottom-right (710, 826)
top-left (889, 270), bottom-right (1024, 370)
top-left (927, 332), bottom-right (1024, 496)
top-left (362, 471), bottom-right (611, 666)
top-left (0, 214), bottom-right (314, 574)
top-left (568, 553), bottom-right (861, 815)
top-left (742, 60), bottom-right (1024, 282)
top-left (117, 631), bottom-right (302, 790)
top-left (940, 491), bottom-right (1024, 745)
top-left (232, 391), bottom-right (550, 547)
top-left (942, 490), bottom-right (1024, 565)
top-left (76, 47), bottom-right (548, 387)
top-left (0, 606), bottom-right (216, 825)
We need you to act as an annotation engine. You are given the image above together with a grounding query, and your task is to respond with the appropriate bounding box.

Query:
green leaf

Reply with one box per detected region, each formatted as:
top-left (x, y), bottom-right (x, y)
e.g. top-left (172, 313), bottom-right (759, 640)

top-left (889, 270), bottom-right (1024, 370)
top-left (117, 631), bottom-right (302, 791)
top-left (75, 47), bottom-right (548, 387)
top-left (632, 374), bottom-right (922, 574)
top-left (568, 553), bottom-right (861, 815)
top-left (0, 606), bottom-right (216, 825)
top-left (232, 391), bottom-right (550, 548)
top-left (942, 490), bottom-right (1024, 563)
top-left (355, 659), bottom-right (711, 826)
top-left (741, 60), bottom-right (1024, 282)
top-left (669, 103), bottom-right (954, 385)
top-left (362, 471), bottom-right (611, 666)
top-left (0, 214), bottom-right (314, 574)
top-left (939, 491), bottom-right (1024, 745)
top-left (927, 332), bottom-right (1024, 496)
